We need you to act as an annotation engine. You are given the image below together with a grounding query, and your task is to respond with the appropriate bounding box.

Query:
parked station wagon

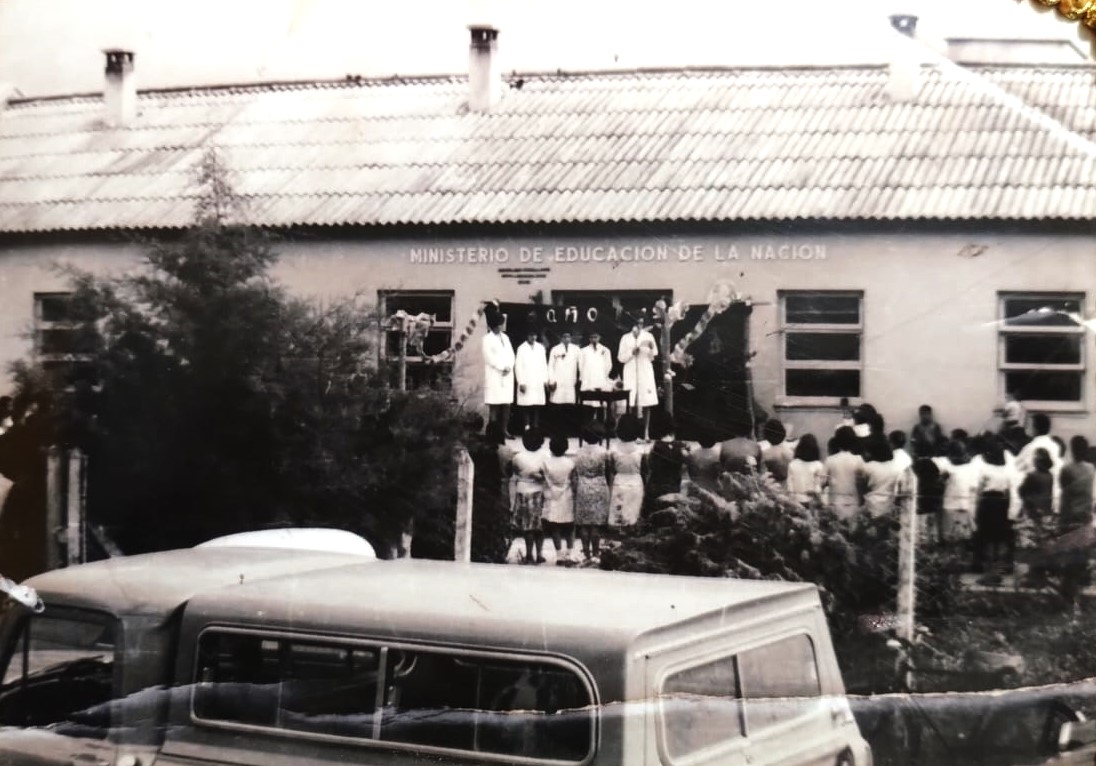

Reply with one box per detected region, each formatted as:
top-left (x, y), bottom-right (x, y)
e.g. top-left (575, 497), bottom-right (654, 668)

top-left (0, 548), bottom-right (871, 766)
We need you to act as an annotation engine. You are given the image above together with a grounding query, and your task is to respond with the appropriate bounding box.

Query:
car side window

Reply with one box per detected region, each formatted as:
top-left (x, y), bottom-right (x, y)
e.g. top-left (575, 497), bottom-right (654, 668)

top-left (659, 654), bottom-right (744, 761)
top-left (738, 634), bottom-right (822, 731)
top-left (192, 630), bottom-right (595, 763)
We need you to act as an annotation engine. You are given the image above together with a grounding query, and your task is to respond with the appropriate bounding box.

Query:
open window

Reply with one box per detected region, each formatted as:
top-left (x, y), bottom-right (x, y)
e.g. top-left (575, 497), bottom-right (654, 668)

top-left (0, 606), bottom-right (118, 734)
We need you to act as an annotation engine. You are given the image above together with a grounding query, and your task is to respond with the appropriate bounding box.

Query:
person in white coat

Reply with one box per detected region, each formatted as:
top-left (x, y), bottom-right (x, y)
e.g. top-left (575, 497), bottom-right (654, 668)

top-left (617, 319), bottom-right (659, 439)
top-left (514, 329), bottom-right (549, 432)
top-left (547, 330), bottom-right (581, 435)
top-left (482, 315), bottom-right (515, 438)
top-left (579, 331), bottom-right (614, 429)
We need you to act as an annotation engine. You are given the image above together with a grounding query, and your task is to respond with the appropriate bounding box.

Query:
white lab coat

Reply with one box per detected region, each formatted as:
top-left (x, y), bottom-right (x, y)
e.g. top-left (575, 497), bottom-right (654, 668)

top-left (514, 341), bottom-right (548, 406)
top-left (578, 344), bottom-right (613, 407)
top-left (547, 342), bottom-right (580, 404)
top-left (618, 329), bottom-right (659, 408)
top-left (482, 330), bottom-right (515, 405)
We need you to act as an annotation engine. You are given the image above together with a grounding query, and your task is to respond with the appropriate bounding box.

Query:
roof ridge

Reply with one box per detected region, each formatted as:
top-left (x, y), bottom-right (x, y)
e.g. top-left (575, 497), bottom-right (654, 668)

top-left (7, 61), bottom-right (1096, 109)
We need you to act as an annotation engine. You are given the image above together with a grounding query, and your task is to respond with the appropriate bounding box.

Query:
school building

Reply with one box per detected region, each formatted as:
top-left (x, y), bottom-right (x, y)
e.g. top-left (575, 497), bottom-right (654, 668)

top-left (2, 22), bottom-right (1096, 443)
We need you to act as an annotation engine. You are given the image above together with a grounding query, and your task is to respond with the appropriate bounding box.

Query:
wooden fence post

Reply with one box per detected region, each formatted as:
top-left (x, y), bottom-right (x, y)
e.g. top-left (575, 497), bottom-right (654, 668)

top-left (454, 448), bottom-right (474, 563)
top-left (65, 448), bottom-right (86, 566)
top-left (45, 446), bottom-right (63, 571)
top-left (896, 489), bottom-right (918, 644)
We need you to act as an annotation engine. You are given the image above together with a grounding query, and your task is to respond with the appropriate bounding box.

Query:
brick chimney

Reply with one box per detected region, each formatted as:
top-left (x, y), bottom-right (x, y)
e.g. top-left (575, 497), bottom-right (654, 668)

top-left (468, 25), bottom-right (501, 113)
top-left (103, 49), bottom-right (136, 126)
top-left (885, 15), bottom-right (921, 103)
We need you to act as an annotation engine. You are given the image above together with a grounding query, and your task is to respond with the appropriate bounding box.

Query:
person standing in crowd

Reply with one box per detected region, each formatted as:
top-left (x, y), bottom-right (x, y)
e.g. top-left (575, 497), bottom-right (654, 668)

top-left (974, 439), bottom-right (1015, 584)
top-left (546, 330), bottom-right (580, 436)
top-left (889, 431), bottom-right (913, 473)
top-left (720, 424), bottom-right (761, 476)
top-left (910, 404), bottom-right (946, 458)
top-left (787, 434), bottom-right (826, 506)
top-left (466, 420), bottom-right (512, 564)
top-left (578, 331), bottom-right (614, 428)
top-left (572, 424), bottom-right (611, 559)
top-left (999, 391), bottom-right (1027, 433)
top-left (510, 429), bottom-right (548, 564)
top-left (824, 426), bottom-right (865, 520)
top-left (643, 408), bottom-right (687, 516)
top-left (852, 404), bottom-right (875, 439)
top-left (1058, 435), bottom-right (1095, 603)
top-left (687, 431), bottom-right (725, 492)
top-left (1019, 447), bottom-right (1054, 541)
top-left (836, 397), bottom-right (856, 431)
top-left (617, 316), bottom-right (659, 440)
top-left (935, 439), bottom-right (981, 552)
top-left (608, 415), bottom-right (645, 527)
top-left (542, 435), bottom-right (577, 562)
top-left (861, 436), bottom-right (902, 518)
top-left (759, 419), bottom-right (794, 483)
top-left (514, 328), bottom-right (548, 433)
top-left (1015, 414), bottom-right (1063, 510)
top-left (482, 309), bottom-right (515, 438)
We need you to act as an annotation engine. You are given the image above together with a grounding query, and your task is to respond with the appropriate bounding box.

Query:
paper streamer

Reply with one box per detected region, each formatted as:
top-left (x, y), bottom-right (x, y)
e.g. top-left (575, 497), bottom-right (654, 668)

top-left (425, 301), bottom-right (489, 364)
top-left (669, 281), bottom-right (741, 366)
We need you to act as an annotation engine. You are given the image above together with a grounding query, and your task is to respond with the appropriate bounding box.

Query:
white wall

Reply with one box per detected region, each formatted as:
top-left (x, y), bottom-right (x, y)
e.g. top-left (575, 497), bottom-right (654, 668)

top-left (3, 227), bottom-right (1094, 442)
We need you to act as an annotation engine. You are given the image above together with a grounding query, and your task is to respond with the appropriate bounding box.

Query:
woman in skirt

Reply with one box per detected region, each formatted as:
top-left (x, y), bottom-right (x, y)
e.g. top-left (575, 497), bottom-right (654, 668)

top-left (511, 429), bottom-right (548, 564)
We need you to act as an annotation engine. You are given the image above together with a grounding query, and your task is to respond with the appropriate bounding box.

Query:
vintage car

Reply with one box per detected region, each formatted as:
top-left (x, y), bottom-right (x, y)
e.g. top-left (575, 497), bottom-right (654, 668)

top-left (0, 548), bottom-right (871, 766)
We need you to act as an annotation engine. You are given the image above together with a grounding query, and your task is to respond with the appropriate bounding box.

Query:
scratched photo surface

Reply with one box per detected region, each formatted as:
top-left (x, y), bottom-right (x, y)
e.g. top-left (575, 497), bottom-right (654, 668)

top-left (1, 2), bottom-right (1096, 765)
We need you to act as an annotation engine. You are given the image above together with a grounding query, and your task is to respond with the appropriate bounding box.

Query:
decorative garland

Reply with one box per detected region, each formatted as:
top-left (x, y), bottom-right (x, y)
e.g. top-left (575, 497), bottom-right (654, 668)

top-left (668, 280), bottom-right (743, 366)
top-left (424, 301), bottom-right (488, 364)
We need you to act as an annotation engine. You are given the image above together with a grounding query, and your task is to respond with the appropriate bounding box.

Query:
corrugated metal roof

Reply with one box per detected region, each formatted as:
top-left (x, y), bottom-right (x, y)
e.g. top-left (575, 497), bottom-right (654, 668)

top-left (2, 65), bottom-right (1096, 232)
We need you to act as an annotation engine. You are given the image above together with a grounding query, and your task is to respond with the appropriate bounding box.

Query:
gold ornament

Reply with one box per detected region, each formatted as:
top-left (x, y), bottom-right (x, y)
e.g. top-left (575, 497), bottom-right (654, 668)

top-left (1059, 0), bottom-right (1095, 20)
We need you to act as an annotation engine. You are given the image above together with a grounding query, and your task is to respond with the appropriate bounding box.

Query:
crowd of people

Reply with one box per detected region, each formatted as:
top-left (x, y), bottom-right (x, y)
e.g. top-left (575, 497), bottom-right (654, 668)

top-left (482, 393), bottom-right (1096, 600)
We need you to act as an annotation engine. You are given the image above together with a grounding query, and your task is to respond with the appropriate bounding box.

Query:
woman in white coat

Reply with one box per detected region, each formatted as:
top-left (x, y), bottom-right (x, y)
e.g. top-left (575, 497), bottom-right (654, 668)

top-left (482, 315), bottom-right (515, 438)
top-left (617, 319), bottom-right (659, 439)
top-left (547, 330), bottom-right (581, 435)
top-left (514, 329), bottom-right (548, 432)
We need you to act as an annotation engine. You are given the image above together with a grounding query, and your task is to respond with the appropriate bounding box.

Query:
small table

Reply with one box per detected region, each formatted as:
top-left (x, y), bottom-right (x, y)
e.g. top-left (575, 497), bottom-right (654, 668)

top-left (579, 389), bottom-right (630, 444)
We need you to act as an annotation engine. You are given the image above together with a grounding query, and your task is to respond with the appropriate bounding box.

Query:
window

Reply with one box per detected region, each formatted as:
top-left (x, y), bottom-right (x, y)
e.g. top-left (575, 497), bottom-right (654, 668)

top-left (0, 608), bottom-right (118, 732)
top-left (192, 630), bottom-right (596, 764)
top-left (657, 634), bottom-right (822, 763)
top-left (34, 292), bottom-right (95, 389)
top-left (780, 292), bottom-right (863, 402)
top-left (659, 655), bottom-right (744, 760)
top-left (738, 634), bottom-right (822, 731)
top-left (998, 293), bottom-right (1085, 405)
top-left (380, 291), bottom-right (454, 389)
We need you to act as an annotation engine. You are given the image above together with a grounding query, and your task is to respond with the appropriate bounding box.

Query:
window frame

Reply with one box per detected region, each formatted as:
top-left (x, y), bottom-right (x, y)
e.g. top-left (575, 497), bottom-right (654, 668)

top-left (997, 291), bottom-right (1086, 412)
top-left (33, 292), bottom-right (95, 389)
top-left (378, 290), bottom-right (456, 389)
top-left (777, 290), bottom-right (864, 408)
top-left (655, 630), bottom-right (824, 766)
top-left (189, 626), bottom-right (599, 766)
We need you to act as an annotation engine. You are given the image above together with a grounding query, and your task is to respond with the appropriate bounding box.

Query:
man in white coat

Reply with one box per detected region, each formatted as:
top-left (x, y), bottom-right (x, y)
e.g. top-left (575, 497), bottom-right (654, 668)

top-left (618, 318), bottom-right (659, 438)
top-left (515, 329), bottom-right (549, 432)
top-left (482, 314), bottom-right (515, 438)
top-left (578, 331), bottom-right (614, 430)
top-left (547, 330), bottom-right (580, 435)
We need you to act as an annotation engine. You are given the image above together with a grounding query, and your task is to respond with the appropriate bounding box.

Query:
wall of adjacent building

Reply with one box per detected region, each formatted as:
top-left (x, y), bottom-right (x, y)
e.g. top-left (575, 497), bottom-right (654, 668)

top-left (2, 226), bottom-right (1094, 442)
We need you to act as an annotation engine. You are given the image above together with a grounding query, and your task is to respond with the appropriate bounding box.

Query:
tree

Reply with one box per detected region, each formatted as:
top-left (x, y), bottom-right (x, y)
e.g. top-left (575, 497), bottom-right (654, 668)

top-left (10, 150), bottom-right (470, 557)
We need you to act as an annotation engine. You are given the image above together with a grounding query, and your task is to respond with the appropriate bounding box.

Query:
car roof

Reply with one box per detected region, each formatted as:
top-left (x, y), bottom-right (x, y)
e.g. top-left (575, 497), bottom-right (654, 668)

top-left (181, 559), bottom-right (819, 654)
top-left (196, 528), bottom-right (377, 559)
top-left (24, 547), bottom-right (369, 619)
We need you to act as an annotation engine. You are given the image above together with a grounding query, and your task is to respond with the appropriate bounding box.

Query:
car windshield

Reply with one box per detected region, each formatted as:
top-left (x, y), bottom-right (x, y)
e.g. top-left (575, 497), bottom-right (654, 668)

top-left (0, 604), bottom-right (118, 730)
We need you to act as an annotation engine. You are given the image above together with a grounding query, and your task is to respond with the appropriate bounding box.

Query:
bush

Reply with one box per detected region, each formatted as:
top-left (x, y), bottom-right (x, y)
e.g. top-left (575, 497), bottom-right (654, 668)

top-left (600, 471), bottom-right (958, 637)
top-left (10, 151), bottom-right (470, 558)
